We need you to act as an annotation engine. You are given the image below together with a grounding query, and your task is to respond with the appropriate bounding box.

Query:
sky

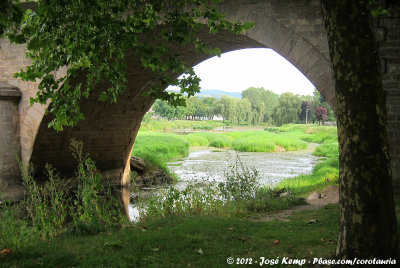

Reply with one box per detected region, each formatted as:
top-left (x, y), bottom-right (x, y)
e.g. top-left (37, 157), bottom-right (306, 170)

top-left (168, 48), bottom-right (316, 96)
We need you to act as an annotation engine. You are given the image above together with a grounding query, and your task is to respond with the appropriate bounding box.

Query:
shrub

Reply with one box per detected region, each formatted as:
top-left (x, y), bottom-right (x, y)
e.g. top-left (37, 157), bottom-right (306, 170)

top-left (20, 163), bottom-right (69, 239)
top-left (68, 139), bottom-right (125, 235)
top-left (219, 156), bottom-right (260, 201)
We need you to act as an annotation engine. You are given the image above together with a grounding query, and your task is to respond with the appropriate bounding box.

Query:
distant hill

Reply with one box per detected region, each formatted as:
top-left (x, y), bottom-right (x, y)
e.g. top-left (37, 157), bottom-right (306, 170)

top-left (196, 89), bottom-right (242, 99)
top-left (167, 88), bottom-right (242, 99)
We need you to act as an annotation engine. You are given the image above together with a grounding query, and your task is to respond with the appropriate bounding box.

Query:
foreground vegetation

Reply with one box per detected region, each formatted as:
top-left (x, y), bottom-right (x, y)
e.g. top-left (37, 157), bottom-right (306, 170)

top-left (1, 124), bottom-right (343, 266)
top-left (1, 204), bottom-right (341, 267)
top-left (0, 140), bottom-right (127, 252)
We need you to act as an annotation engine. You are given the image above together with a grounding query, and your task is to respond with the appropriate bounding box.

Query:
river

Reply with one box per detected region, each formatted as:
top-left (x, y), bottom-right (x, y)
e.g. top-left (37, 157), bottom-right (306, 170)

top-left (168, 143), bottom-right (319, 189)
top-left (127, 143), bottom-right (320, 221)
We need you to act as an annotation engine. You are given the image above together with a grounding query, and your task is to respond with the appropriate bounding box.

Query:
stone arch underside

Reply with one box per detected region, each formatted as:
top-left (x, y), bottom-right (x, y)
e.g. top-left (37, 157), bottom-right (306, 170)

top-left (29, 0), bottom-right (336, 185)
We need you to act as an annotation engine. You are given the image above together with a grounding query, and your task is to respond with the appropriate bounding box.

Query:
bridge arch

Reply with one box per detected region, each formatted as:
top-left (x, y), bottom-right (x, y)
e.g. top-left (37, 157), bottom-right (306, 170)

top-left (28, 0), bottom-right (335, 185)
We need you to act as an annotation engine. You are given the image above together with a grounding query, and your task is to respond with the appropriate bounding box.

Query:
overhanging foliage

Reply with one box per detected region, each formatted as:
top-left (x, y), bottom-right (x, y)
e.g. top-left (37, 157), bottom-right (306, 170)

top-left (2, 0), bottom-right (253, 130)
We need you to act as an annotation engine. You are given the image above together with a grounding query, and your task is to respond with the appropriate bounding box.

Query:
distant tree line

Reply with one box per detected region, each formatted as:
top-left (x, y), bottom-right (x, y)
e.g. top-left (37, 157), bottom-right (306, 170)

top-left (152, 87), bottom-right (336, 125)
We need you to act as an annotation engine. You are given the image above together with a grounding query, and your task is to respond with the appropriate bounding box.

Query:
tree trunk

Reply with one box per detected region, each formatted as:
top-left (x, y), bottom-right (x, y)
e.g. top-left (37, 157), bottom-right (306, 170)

top-left (321, 0), bottom-right (399, 259)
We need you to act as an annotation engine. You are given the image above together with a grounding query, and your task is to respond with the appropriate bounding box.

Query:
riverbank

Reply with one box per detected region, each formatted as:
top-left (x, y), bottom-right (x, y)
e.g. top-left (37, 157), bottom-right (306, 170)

top-left (125, 125), bottom-right (339, 223)
top-left (131, 124), bottom-right (334, 170)
top-left (131, 124), bottom-right (338, 193)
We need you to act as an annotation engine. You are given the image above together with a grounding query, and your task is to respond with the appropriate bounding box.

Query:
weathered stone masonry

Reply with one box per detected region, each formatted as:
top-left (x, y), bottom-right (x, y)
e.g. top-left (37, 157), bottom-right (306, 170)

top-left (0, 0), bottom-right (399, 197)
top-left (0, 82), bottom-right (21, 185)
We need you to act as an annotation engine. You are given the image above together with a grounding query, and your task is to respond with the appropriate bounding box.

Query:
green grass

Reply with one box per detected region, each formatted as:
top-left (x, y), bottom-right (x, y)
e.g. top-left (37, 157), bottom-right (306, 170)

top-left (265, 124), bottom-right (338, 145)
top-left (313, 142), bottom-right (339, 158)
top-left (275, 143), bottom-right (339, 197)
top-left (132, 132), bottom-right (189, 173)
top-left (209, 136), bottom-right (233, 148)
top-left (135, 125), bottom-right (337, 157)
top-left (236, 188), bottom-right (307, 215)
top-left (181, 132), bottom-right (223, 145)
top-left (166, 129), bottom-right (311, 152)
top-left (301, 126), bottom-right (338, 144)
top-left (132, 124), bottom-right (339, 196)
top-left (140, 119), bottom-right (225, 131)
top-left (0, 204), bottom-right (340, 267)
top-left (274, 137), bottom-right (308, 151)
top-left (180, 134), bottom-right (209, 146)
top-left (233, 137), bottom-right (276, 152)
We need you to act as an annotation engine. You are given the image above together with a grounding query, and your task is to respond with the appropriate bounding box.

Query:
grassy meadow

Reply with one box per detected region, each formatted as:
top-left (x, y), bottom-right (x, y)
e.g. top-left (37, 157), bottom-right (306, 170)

top-left (139, 119), bottom-right (226, 131)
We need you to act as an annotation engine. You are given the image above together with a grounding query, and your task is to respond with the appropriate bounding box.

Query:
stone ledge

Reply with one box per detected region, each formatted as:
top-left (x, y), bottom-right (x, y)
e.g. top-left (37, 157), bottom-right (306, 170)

top-left (0, 81), bottom-right (21, 99)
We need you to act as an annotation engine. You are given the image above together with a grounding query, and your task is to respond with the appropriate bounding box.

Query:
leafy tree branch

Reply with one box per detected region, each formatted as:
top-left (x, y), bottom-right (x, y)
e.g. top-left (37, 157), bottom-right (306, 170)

top-left (2, 0), bottom-right (253, 130)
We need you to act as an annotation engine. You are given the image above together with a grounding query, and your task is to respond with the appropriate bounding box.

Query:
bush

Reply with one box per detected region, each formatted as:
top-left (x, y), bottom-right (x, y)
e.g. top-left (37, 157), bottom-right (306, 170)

top-left (143, 183), bottom-right (225, 218)
top-left (20, 163), bottom-right (69, 239)
top-left (219, 156), bottom-right (260, 201)
top-left (68, 140), bottom-right (125, 235)
top-left (1, 139), bottom-right (126, 249)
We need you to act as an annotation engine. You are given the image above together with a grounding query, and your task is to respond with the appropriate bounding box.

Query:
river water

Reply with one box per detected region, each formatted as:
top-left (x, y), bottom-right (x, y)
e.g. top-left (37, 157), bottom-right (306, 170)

top-left (168, 143), bottom-right (319, 189)
top-left (127, 143), bottom-right (320, 221)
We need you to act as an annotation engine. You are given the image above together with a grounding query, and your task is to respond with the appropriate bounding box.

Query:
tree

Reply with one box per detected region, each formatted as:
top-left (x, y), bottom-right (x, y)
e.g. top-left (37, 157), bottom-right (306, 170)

top-left (314, 106), bottom-right (327, 125)
top-left (321, 0), bottom-right (399, 259)
top-left (216, 95), bottom-right (236, 123)
top-left (0, 0), bottom-right (23, 38)
top-left (242, 87), bottom-right (278, 124)
top-left (237, 98), bottom-right (252, 125)
top-left (262, 90), bottom-right (279, 122)
top-left (313, 88), bottom-right (336, 122)
top-left (300, 99), bottom-right (313, 124)
top-left (252, 102), bottom-right (266, 125)
top-left (152, 99), bottom-right (176, 120)
top-left (214, 103), bottom-right (225, 122)
top-left (202, 97), bottom-right (217, 120)
top-left (1, 0), bottom-right (252, 130)
top-left (271, 92), bottom-right (302, 126)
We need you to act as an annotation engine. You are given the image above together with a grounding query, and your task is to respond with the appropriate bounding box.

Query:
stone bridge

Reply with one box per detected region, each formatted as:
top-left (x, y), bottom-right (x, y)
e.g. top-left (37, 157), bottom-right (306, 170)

top-left (0, 0), bottom-right (399, 199)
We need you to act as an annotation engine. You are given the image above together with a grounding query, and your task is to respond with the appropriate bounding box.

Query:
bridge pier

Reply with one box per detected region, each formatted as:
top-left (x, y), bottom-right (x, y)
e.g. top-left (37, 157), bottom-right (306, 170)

top-left (0, 82), bottom-right (24, 201)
